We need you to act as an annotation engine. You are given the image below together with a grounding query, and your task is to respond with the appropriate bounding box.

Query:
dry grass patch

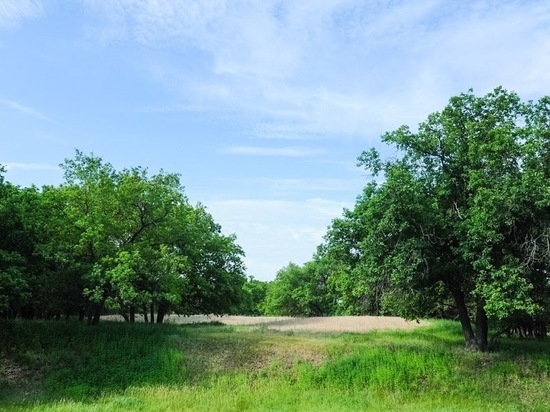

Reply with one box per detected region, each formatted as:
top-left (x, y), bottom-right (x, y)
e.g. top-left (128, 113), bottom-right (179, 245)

top-left (177, 328), bottom-right (330, 382)
top-left (1, 357), bottom-right (29, 386)
top-left (163, 315), bottom-right (429, 333)
top-left (252, 334), bottom-right (328, 368)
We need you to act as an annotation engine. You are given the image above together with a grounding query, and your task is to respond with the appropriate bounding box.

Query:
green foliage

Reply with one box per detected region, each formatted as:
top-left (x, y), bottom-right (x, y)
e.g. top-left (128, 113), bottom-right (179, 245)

top-left (0, 151), bottom-right (246, 322)
top-left (319, 88), bottom-right (550, 349)
top-left (238, 277), bottom-right (268, 315)
top-left (263, 261), bottom-right (335, 316)
top-left (0, 181), bottom-right (39, 316)
top-left (0, 250), bottom-right (27, 313)
top-left (173, 205), bottom-right (247, 316)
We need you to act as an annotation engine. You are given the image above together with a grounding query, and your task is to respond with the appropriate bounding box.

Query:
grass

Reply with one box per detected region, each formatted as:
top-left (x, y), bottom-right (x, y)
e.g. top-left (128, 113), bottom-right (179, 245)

top-left (1, 319), bottom-right (549, 411)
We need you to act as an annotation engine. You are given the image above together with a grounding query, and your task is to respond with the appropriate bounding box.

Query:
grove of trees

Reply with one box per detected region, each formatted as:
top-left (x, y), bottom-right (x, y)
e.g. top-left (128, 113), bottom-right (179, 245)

top-left (4, 88), bottom-right (550, 352)
top-left (0, 151), bottom-right (247, 323)
top-left (265, 88), bottom-right (550, 350)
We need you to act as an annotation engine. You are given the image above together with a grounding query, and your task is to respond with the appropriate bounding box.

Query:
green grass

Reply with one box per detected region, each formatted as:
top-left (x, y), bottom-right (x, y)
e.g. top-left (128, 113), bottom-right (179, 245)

top-left (1, 319), bottom-right (549, 411)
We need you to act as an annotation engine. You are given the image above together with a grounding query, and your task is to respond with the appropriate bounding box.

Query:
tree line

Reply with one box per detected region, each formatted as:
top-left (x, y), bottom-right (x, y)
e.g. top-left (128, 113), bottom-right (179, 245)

top-left (3, 88), bottom-right (549, 351)
top-left (0, 151), bottom-right (248, 323)
top-left (264, 88), bottom-right (550, 351)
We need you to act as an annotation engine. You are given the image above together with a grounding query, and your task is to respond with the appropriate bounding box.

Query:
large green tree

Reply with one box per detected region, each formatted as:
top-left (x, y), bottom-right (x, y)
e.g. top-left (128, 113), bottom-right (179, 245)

top-left (58, 151), bottom-right (247, 323)
top-left (324, 88), bottom-right (550, 350)
top-left (263, 259), bottom-right (335, 317)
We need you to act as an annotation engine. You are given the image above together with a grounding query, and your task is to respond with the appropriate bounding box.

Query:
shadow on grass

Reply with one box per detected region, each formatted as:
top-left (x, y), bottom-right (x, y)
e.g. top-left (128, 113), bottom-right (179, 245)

top-left (0, 320), bottom-right (198, 405)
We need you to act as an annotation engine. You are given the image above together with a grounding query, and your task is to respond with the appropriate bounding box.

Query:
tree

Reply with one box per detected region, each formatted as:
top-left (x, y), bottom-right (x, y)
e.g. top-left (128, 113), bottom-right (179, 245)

top-left (264, 260), bottom-right (335, 317)
top-left (0, 164), bottom-right (91, 320)
top-left (321, 205), bottom-right (389, 316)
top-left (0, 171), bottom-right (28, 317)
top-left (57, 151), bottom-right (121, 323)
top-left (238, 277), bottom-right (268, 315)
top-left (58, 151), bottom-right (246, 323)
top-left (324, 88), bottom-right (550, 350)
top-left (171, 205), bottom-right (246, 317)
top-left (79, 162), bottom-right (190, 324)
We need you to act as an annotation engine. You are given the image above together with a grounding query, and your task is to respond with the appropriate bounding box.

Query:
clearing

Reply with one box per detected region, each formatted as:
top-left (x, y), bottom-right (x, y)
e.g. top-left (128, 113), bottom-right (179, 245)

top-left (161, 314), bottom-right (429, 332)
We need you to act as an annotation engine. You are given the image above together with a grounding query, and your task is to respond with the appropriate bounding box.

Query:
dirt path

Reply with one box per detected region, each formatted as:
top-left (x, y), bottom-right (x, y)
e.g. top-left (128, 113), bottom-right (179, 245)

top-left (163, 315), bottom-right (429, 332)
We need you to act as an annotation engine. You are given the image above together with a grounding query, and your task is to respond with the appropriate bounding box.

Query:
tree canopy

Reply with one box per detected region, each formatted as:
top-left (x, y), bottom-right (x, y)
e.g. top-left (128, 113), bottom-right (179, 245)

top-left (4, 89), bottom-right (550, 349)
top-left (0, 151), bottom-right (246, 323)
top-left (266, 88), bottom-right (550, 350)
top-left (263, 260), bottom-right (335, 317)
top-left (320, 88), bottom-right (550, 349)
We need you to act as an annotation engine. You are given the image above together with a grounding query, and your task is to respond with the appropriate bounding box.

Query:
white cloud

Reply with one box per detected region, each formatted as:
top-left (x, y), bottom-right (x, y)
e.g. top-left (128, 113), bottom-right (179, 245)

top-left (82, 0), bottom-right (228, 45)
top-left (80, 0), bottom-right (550, 141)
top-left (205, 198), bottom-right (349, 280)
top-left (224, 146), bottom-right (325, 157)
top-left (0, 0), bottom-right (43, 28)
top-left (404, 1), bottom-right (550, 99)
top-left (1, 99), bottom-right (50, 121)
top-left (3, 162), bottom-right (58, 171)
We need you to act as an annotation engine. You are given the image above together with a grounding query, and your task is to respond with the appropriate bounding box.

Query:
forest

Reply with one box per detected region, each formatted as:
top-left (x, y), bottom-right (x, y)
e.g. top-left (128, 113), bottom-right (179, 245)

top-left (0, 150), bottom-right (247, 325)
top-left (2, 89), bottom-right (550, 351)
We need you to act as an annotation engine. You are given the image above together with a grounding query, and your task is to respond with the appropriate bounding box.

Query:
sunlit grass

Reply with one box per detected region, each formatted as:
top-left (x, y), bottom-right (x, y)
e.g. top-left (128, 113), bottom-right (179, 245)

top-left (1, 319), bottom-right (550, 411)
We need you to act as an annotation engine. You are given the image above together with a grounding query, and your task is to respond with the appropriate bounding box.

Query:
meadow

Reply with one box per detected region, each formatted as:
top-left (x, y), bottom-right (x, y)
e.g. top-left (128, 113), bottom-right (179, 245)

top-left (1, 319), bottom-right (549, 411)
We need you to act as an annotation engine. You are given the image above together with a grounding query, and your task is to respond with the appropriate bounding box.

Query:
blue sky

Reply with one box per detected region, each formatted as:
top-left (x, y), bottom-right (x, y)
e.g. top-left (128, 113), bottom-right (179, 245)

top-left (2, 0), bottom-right (550, 281)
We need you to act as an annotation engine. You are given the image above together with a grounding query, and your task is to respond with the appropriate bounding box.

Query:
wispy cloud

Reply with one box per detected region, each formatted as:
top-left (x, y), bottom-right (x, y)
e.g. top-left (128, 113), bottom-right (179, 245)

top-left (0, 0), bottom-right (43, 28)
top-left (3, 162), bottom-right (58, 171)
top-left (133, 104), bottom-right (209, 113)
top-left (1, 99), bottom-right (50, 121)
top-left (81, 0), bottom-right (550, 141)
top-left (205, 197), bottom-right (349, 279)
top-left (224, 146), bottom-right (325, 157)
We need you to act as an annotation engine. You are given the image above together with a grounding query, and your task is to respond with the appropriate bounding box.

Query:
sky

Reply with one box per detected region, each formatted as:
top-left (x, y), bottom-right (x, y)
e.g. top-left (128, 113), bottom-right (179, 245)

top-left (2, 0), bottom-right (550, 281)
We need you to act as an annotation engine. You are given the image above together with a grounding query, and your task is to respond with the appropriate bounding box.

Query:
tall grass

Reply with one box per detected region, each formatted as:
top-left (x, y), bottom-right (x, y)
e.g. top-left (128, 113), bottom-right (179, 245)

top-left (1, 319), bottom-right (550, 411)
top-left (1, 321), bottom-right (186, 400)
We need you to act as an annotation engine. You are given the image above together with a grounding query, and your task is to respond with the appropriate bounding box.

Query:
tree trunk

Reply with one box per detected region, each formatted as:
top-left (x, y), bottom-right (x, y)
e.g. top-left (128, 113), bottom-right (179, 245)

top-left (143, 305), bottom-right (149, 322)
top-left (476, 302), bottom-right (489, 352)
top-left (157, 302), bottom-right (169, 324)
top-left (88, 303), bottom-right (101, 325)
top-left (150, 303), bottom-right (155, 324)
top-left (129, 306), bottom-right (135, 323)
top-left (448, 286), bottom-right (476, 349)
